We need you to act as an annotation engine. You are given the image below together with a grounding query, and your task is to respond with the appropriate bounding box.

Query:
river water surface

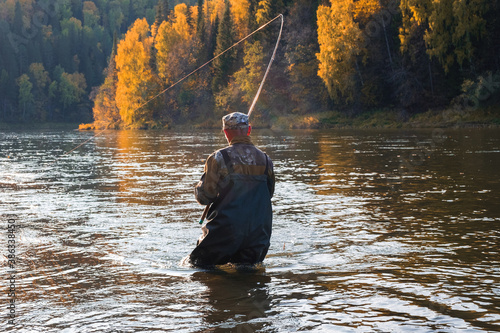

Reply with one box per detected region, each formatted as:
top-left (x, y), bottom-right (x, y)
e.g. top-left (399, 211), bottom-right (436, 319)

top-left (1, 128), bottom-right (499, 332)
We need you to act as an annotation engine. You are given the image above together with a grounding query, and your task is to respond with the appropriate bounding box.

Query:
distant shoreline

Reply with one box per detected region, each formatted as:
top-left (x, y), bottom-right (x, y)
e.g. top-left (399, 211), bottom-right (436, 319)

top-left (271, 106), bottom-right (500, 130)
top-left (0, 122), bottom-right (81, 131)
top-left (2, 106), bottom-right (499, 131)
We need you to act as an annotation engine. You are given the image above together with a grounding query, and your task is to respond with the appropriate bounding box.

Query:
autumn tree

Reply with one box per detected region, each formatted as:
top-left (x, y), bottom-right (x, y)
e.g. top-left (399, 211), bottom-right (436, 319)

top-left (232, 41), bottom-right (265, 110)
top-left (316, 0), bottom-right (365, 105)
top-left (255, 0), bottom-right (272, 26)
top-left (208, 0), bottom-right (227, 25)
top-left (0, 0), bottom-right (169, 125)
top-left (284, 0), bottom-right (328, 114)
top-left (115, 18), bottom-right (159, 128)
top-left (352, 0), bottom-right (381, 25)
top-left (150, 0), bottom-right (171, 77)
top-left (91, 34), bottom-right (120, 129)
top-left (16, 74), bottom-right (34, 121)
top-left (155, 4), bottom-right (202, 122)
top-left (426, 0), bottom-right (488, 73)
top-left (230, 0), bottom-right (251, 38)
top-left (83, 1), bottom-right (100, 28)
top-left (151, 0), bottom-right (170, 37)
top-left (396, 0), bottom-right (492, 112)
top-left (399, 0), bottom-right (432, 56)
top-left (399, 0), bottom-right (488, 74)
top-left (1, 0), bottom-right (498, 127)
top-left (59, 71), bottom-right (87, 120)
top-left (156, 4), bottom-right (197, 86)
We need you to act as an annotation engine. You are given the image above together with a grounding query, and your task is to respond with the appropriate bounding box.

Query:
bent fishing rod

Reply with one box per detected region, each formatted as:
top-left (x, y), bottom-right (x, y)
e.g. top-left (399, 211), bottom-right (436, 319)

top-left (198, 14), bottom-right (284, 224)
top-left (39, 13), bottom-right (283, 225)
top-left (47, 14), bottom-right (284, 168)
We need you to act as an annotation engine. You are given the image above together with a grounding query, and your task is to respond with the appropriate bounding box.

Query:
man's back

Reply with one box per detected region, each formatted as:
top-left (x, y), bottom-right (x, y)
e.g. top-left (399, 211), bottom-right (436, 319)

top-left (190, 134), bottom-right (274, 267)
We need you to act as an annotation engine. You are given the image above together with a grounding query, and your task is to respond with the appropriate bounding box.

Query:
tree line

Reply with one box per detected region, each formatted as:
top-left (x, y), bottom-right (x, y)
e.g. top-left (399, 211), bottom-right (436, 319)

top-left (316, 0), bottom-right (500, 116)
top-left (0, 0), bottom-right (167, 123)
top-left (91, 0), bottom-right (292, 128)
top-left (1, 0), bottom-right (499, 128)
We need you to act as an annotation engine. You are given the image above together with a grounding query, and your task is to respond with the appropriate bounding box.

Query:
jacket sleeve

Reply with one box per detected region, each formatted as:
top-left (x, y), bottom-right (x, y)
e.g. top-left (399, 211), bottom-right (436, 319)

top-left (195, 154), bottom-right (220, 205)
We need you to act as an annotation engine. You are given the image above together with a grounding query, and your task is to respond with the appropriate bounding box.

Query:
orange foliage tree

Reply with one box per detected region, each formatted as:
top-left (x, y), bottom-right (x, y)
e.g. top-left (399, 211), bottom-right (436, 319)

top-left (115, 18), bottom-right (159, 128)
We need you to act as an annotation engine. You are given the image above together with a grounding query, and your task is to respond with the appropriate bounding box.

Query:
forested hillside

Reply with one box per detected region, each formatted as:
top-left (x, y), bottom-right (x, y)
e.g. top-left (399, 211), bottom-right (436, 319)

top-left (1, 0), bottom-right (499, 128)
top-left (0, 0), bottom-right (176, 123)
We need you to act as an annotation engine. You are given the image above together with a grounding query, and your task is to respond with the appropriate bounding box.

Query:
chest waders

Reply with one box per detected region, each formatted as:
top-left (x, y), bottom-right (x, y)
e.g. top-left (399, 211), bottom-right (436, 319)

top-left (190, 149), bottom-right (273, 267)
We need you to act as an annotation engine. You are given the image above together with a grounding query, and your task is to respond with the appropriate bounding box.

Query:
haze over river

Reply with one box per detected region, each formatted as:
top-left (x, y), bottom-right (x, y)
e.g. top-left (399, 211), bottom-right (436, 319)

top-left (1, 128), bottom-right (499, 332)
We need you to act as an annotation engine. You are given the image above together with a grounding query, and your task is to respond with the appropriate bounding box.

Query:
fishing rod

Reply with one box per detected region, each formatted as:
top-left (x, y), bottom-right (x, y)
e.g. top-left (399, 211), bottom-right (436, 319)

top-left (199, 205), bottom-right (210, 224)
top-left (47, 14), bottom-right (284, 168)
top-left (248, 14), bottom-right (284, 118)
top-left (38, 14), bottom-right (283, 225)
top-left (199, 14), bottom-right (284, 225)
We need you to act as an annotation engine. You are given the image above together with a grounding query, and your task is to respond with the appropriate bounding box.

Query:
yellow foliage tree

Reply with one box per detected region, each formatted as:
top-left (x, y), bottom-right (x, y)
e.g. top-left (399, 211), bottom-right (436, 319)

top-left (172, 3), bottom-right (192, 39)
top-left (316, 0), bottom-right (365, 104)
top-left (399, 0), bottom-right (429, 54)
top-left (230, 0), bottom-right (251, 38)
top-left (91, 75), bottom-right (120, 129)
top-left (155, 4), bottom-right (197, 87)
top-left (207, 0), bottom-right (226, 24)
top-left (115, 18), bottom-right (158, 128)
top-left (255, 0), bottom-right (272, 26)
top-left (154, 4), bottom-right (200, 121)
top-left (352, 0), bottom-right (381, 25)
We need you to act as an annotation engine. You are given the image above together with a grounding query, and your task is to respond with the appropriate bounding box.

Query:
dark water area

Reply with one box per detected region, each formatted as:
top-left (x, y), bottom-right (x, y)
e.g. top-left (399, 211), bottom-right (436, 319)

top-left (1, 128), bottom-right (499, 332)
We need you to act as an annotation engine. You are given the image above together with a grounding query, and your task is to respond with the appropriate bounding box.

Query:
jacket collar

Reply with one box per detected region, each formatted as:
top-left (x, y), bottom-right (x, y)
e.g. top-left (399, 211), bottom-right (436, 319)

top-left (229, 135), bottom-right (253, 145)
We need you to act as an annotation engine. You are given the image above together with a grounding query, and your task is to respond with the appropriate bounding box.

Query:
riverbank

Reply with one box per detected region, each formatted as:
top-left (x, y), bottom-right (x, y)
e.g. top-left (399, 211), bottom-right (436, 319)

top-left (269, 105), bottom-right (500, 130)
top-left (0, 122), bottom-right (81, 131)
top-left (3, 106), bottom-right (500, 131)
top-left (172, 105), bottom-right (500, 130)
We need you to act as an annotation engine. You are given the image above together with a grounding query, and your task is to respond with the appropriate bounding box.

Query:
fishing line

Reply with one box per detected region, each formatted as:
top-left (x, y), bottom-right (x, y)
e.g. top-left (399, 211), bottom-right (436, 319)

top-left (44, 14), bottom-right (284, 168)
top-left (198, 14), bottom-right (283, 225)
top-left (135, 13), bottom-right (284, 119)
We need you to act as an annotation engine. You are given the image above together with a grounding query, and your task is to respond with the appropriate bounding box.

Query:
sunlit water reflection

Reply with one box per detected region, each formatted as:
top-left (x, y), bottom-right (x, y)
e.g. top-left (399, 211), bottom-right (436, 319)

top-left (1, 128), bottom-right (499, 332)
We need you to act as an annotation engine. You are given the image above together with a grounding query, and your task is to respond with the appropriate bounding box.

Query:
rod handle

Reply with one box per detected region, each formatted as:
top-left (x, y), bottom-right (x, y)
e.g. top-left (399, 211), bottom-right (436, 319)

top-left (199, 204), bottom-right (211, 224)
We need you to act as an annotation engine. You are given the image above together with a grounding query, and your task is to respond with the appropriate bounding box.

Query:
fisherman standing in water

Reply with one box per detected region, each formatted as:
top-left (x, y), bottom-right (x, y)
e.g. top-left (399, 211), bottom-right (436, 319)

top-left (189, 112), bottom-right (275, 267)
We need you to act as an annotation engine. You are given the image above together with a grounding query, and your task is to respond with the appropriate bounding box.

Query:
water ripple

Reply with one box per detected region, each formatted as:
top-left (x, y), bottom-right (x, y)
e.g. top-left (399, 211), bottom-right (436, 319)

top-left (1, 129), bottom-right (499, 332)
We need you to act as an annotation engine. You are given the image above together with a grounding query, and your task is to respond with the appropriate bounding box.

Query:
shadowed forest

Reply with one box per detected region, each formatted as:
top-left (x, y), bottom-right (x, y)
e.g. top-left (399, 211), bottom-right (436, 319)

top-left (0, 0), bottom-right (499, 128)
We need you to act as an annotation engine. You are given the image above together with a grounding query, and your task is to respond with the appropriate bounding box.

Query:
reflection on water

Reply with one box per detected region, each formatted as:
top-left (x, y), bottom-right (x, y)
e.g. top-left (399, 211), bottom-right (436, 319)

top-left (1, 128), bottom-right (499, 332)
top-left (192, 267), bottom-right (272, 331)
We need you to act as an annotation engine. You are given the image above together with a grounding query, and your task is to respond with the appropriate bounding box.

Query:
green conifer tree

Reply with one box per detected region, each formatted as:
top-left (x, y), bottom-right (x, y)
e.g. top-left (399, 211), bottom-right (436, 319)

top-left (211, 0), bottom-right (235, 93)
top-left (197, 0), bottom-right (206, 41)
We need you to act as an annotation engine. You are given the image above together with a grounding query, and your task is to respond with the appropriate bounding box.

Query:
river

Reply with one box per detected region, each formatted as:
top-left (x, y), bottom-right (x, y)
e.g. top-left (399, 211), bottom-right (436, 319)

top-left (1, 128), bottom-right (499, 332)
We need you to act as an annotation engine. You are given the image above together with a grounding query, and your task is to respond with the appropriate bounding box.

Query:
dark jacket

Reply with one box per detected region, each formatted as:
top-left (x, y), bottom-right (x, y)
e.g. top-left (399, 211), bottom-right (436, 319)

top-left (190, 136), bottom-right (274, 267)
